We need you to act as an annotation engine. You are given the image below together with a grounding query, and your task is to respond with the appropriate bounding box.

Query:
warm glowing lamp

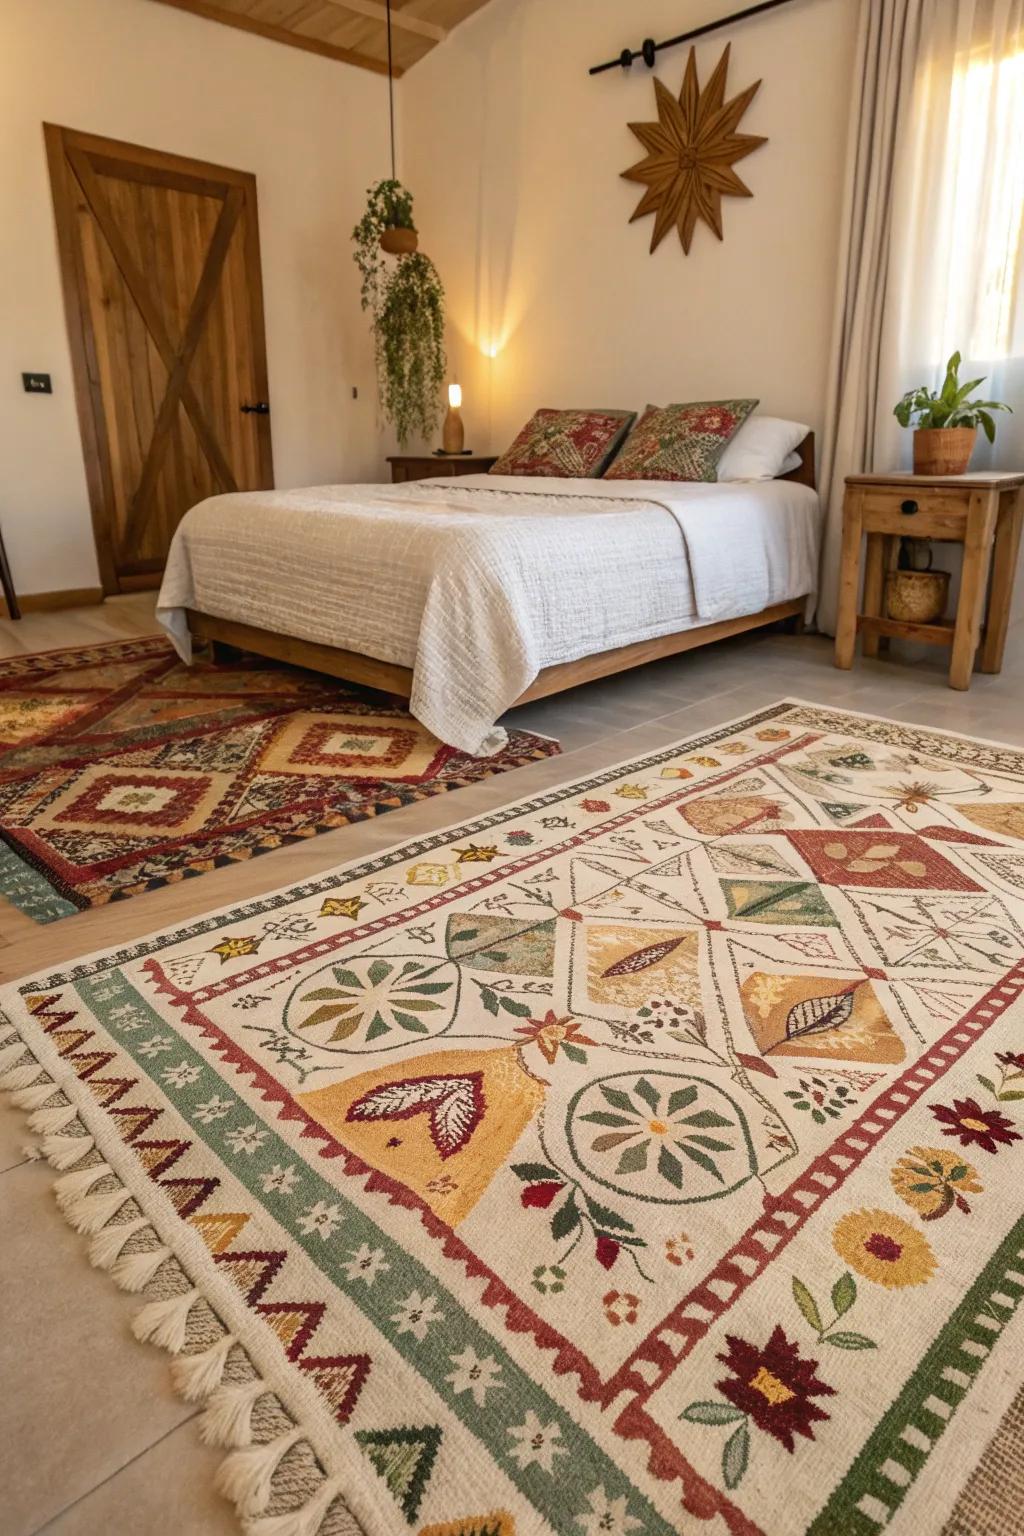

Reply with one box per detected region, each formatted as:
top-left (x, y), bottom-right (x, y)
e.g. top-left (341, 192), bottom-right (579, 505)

top-left (441, 381), bottom-right (466, 454)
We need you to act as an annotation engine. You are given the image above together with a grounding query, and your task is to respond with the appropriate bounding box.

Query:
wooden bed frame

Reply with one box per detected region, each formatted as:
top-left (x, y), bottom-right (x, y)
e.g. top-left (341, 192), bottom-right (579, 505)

top-left (186, 432), bottom-right (815, 709)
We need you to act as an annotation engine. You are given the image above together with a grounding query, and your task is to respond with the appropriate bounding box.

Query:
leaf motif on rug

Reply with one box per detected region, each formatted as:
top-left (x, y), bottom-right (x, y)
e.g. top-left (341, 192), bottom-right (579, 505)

top-left (346, 1072), bottom-right (486, 1160)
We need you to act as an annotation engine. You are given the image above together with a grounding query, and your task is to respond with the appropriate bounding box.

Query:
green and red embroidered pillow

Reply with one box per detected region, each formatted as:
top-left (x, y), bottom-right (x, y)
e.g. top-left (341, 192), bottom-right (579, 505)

top-left (489, 407), bottom-right (636, 478)
top-left (604, 398), bottom-right (759, 481)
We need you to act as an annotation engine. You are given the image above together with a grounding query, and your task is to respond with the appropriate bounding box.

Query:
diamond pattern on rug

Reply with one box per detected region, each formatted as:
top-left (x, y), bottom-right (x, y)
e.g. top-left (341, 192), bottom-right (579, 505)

top-left (0, 637), bottom-right (559, 921)
top-left (6, 702), bottom-right (1024, 1536)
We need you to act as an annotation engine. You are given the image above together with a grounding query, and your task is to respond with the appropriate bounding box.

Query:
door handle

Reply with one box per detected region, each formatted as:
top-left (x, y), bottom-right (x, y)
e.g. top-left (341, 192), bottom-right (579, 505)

top-left (241, 402), bottom-right (270, 415)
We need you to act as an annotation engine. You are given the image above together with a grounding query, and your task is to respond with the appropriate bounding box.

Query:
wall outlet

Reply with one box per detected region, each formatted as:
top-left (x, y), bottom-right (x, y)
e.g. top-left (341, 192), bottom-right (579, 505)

top-left (22, 372), bottom-right (52, 394)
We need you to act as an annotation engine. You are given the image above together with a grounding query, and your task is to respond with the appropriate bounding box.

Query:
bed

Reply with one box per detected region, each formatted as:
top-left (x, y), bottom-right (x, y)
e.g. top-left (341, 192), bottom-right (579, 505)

top-left (156, 434), bottom-right (819, 757)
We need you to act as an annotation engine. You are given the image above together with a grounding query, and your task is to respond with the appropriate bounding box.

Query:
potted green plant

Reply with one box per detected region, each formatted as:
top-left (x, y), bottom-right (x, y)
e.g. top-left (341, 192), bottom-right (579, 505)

top-left (352, 180), bottom-right (418, 320)
top-left (893, 351), bottom-right (1012, 475)
top-left (352, 180), bottom-right (447, 447)
top-left (353, 178), bottom-right (417, 269)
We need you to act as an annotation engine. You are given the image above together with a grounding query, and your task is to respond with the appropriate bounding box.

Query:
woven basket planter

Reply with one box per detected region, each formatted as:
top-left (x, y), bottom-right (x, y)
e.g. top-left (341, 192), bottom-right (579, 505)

top-left (913, 426), bottom-right (977, 475)
top-left (886, 568), bottom-right (951, 624)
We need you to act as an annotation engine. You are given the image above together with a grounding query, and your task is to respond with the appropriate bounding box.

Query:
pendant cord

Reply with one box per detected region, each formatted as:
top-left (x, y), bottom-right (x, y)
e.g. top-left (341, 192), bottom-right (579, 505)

top-left (386, 0), bottom-right (396, 179)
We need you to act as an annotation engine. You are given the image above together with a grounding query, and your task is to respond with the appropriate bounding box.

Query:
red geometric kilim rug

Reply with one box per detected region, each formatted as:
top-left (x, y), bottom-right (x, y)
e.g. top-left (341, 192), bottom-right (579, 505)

top-left (0, 637), bottom-right (559, 922)
top-left (2, 700), bottom-right (1024, 1535)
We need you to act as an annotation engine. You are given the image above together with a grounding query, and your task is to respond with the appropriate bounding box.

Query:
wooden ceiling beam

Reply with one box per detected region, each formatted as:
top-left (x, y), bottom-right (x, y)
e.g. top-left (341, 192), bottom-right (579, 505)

top-left (145, 0), bottom-right (401, 75)
top-left (324, 0), bottom-right (445, 43)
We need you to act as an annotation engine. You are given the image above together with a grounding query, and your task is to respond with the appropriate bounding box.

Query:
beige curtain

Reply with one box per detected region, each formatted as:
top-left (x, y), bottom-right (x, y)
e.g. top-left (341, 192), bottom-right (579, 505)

top-left (816, 0), bottom-right (925, 635)
top-left (817, 0), bottom-right (1024, 634)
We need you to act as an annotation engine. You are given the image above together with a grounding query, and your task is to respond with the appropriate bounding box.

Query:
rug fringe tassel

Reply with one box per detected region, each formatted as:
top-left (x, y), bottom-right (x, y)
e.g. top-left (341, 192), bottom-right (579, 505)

top-left (63, 1183), bottom-right (134, 1236)
top-left (0, 1061), bottom-right (45, 1093)
top-left (40, 1130), bottom-right (96, 1170)
top-left (9, 1081), bottom-right (63, 1112)
top-left (54, 1160), bottom-right (112, 1206)
top-left (1, 1017), bottom-right (349, 1536)
top-left (0, 1040), bottom-right (27, 1076)
top-left (216, 1428), bottom-right (304, 1517)
top-left (170, 1333), bottom-right (237, 1403)
top-left (241, 1474), bottom-right (348, 1536)
top-left (88, 1215), bottom-right (149, 1270)
top-left (27, 1102), bottom-right (79, 1137)
top-left (132, 1287), bottom-right (201, 1352)
top-left (200, 1380), bottom-right (268, 1448)
top-left (109, 1243), bottom-right (172, 1293)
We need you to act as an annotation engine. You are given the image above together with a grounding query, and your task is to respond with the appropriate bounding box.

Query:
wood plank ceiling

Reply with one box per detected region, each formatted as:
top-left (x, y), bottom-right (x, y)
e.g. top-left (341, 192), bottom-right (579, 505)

top-left (147, 0), bottom-right (493, 74)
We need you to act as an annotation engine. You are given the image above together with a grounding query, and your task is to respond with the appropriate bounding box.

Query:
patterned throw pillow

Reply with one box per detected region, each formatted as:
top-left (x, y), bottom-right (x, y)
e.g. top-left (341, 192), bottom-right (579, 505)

top-left (489, 408), bottom-right (636, 478)
top-left (604, 399), bottom-right (759, 482)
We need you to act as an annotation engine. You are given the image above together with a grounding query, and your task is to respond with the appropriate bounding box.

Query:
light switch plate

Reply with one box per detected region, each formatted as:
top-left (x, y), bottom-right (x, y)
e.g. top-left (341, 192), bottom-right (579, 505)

top-left (22, 372), bottom-right (52, 394)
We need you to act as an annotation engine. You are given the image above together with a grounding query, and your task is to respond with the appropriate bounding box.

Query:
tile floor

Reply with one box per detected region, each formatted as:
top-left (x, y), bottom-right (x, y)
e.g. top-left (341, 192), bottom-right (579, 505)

top-left (2, 594), bottom-right (1022, 1534)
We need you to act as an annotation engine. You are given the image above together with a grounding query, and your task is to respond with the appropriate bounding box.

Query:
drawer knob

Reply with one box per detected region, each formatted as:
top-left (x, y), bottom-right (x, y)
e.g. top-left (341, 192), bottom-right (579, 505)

top-left (901, 498), bottom-right (919, 515)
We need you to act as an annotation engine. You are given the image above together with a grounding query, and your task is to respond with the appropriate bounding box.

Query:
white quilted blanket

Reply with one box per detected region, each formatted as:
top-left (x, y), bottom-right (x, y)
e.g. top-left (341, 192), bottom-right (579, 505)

top-left (157, 474), bottom-right (820, 755)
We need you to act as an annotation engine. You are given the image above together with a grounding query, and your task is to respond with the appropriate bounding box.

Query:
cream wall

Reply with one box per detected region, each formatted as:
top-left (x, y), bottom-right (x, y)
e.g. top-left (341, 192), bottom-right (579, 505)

top-left (0, 0), bottom-right (391, 597)
top-left (399, 0), bottom-right (859, 459)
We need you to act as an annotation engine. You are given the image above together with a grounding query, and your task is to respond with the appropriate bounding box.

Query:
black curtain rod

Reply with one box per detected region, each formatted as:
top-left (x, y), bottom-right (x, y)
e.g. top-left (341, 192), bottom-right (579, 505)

top-left (589, 0), bottom-right (798, 76)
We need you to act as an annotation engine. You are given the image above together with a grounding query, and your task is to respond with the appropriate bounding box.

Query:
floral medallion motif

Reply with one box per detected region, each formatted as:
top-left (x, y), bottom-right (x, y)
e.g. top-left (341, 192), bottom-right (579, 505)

top-left (831, 1209), bottom-right (937, 1288)
top-left (284, 954), bottom-right (460, 1052)
top-left (566, 1072), bottom-right (756, 1204)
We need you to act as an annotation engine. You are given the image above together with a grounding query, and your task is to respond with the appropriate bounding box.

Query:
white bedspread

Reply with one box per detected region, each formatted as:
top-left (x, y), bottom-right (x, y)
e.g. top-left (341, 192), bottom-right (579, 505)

top-left (157, 474), bottom-right (820, 756)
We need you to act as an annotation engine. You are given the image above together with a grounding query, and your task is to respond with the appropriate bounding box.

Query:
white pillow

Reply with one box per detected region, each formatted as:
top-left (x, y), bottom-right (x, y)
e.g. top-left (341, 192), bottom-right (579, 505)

top-left (716, 415), bottom-right (810, 481)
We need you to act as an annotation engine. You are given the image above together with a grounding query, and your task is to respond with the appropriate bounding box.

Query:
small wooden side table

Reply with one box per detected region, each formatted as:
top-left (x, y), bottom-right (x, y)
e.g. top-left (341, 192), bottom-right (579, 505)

top-left (835, 470), bottom-right (1024, 690)
top-left (387, 454), bottom-right (497, 484)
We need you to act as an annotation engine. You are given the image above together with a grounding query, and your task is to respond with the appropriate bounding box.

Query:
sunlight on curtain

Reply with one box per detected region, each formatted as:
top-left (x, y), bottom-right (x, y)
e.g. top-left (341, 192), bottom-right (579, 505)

top-left (879, 0), bottom-right (1024, 469)
top-left (934, 46), bottom-right (1024, 361)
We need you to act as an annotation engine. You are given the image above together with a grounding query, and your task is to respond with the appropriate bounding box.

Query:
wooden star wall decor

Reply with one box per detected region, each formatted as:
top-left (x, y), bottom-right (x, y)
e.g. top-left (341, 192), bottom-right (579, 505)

top-left (622, 44), bottom-right (767, 255)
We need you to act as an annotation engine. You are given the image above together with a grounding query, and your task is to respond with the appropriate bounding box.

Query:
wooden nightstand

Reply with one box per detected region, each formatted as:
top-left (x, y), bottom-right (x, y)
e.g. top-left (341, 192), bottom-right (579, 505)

top-left (835, 470), bottom-right (1024, 689)
top-left (387, 454), bottom-right (497, 483)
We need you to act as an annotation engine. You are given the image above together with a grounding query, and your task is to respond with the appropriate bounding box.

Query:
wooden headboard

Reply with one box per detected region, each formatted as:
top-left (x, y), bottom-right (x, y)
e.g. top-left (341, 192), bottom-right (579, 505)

top-left (778, 431), bottom-right (816, 490)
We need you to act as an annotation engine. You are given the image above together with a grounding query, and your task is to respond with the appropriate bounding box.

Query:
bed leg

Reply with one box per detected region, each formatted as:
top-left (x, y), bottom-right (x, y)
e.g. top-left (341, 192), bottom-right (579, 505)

top-left (783, 612), bottom-right (806, 636)
top-left (208, 638), bottom-right (239, 665)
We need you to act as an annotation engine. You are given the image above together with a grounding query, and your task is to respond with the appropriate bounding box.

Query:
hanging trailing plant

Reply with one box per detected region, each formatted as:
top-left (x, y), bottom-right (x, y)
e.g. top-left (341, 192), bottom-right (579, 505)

top-left (376, 250), bottom-right (446, 446)
top-left (352, 179), bottom-right (447, 446)
top-left (351, 3), bottom-right (447, 449)
top-left (352, 178), bottom-right (415, 311)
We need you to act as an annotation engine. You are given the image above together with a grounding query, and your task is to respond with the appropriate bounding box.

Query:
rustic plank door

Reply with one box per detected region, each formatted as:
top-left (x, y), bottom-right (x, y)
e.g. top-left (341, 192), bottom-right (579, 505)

top-left (46, 124), bottom-right (274, 594)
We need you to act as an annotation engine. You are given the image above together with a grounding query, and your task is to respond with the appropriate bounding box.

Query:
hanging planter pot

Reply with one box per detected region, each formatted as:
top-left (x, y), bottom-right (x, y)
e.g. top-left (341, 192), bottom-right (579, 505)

top-left (380, 225), bottom-right (418, 255)
top-left (352, 178), bottom-right (423, 312)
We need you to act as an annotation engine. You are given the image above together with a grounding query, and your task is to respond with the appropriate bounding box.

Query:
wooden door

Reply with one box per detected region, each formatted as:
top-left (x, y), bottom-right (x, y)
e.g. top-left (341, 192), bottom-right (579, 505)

top-left (46, 125), bottom-right (274, 593)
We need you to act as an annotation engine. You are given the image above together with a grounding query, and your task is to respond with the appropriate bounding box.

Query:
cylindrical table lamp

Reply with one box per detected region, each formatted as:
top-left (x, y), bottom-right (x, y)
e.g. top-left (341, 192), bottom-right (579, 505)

top-left (442, 382), bottom-right (465, 454)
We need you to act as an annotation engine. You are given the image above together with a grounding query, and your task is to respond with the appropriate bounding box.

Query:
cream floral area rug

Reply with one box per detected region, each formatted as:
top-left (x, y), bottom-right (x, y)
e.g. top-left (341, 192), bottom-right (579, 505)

top-left (4, 700), bottom-right (1024, 1536)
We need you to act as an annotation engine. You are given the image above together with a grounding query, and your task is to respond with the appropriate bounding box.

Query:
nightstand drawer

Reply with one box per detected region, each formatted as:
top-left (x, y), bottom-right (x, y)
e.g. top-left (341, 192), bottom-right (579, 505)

top-left (861, 488), bottom-right (970, 536)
